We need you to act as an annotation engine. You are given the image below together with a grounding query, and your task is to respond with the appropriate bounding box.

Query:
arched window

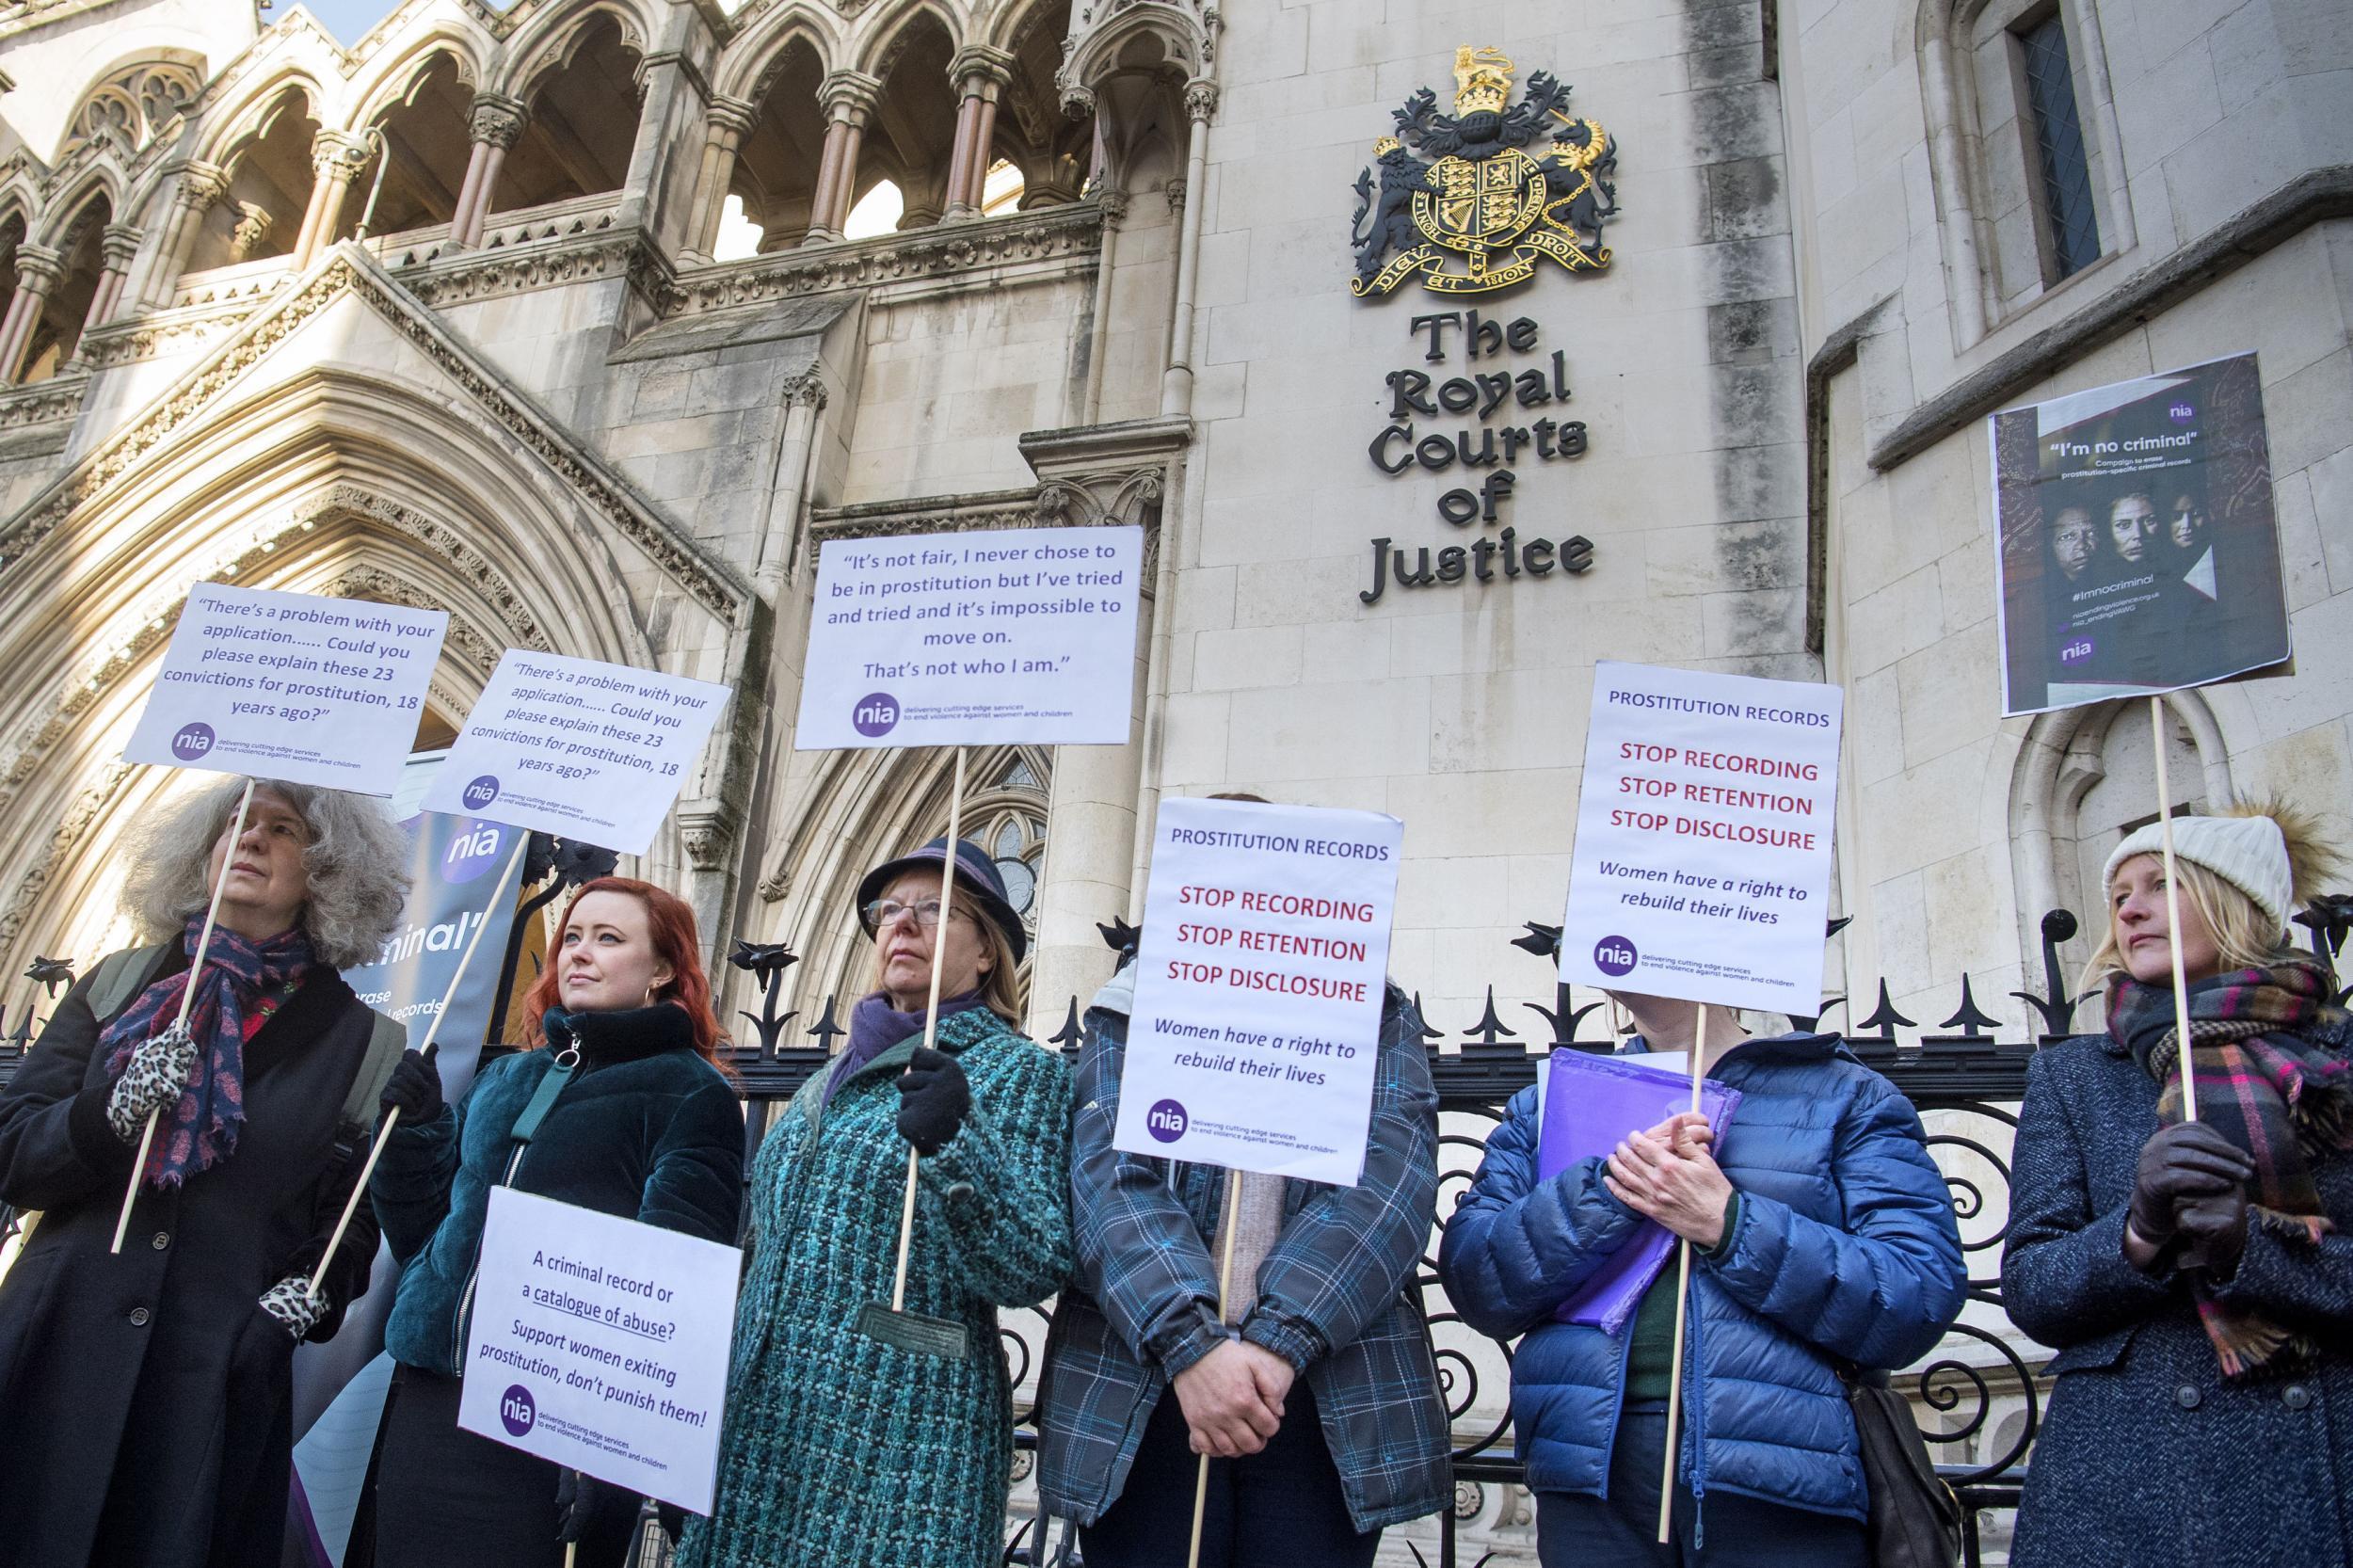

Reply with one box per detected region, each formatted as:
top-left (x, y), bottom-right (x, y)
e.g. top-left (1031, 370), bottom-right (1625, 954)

top-left (855, 13), bottom-right (956, 232)
top-left (19, 196), bottom-right (110, 380)
top-left (494, 17), bottom-right (644, 215)
top-left (724, 36), bottom-right (825, 252)
top-left (993, 0), bottom-right (1090, 208)
top-left (185, 89), bottom-right (319, 272)
top-left (338, 53), bottom-right (474, 240)
top-left (60, 58), bottom-right (202, 158)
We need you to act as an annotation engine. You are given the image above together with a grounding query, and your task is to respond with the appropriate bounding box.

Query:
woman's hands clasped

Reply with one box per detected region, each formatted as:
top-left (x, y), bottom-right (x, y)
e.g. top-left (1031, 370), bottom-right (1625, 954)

top-left (1172, 1337), bottom-right (1296, 1458)
top-left (2124, 1121), bottom-right (2253, 1275)
top-left (1604, 1112), bottom-right (1736, 1250)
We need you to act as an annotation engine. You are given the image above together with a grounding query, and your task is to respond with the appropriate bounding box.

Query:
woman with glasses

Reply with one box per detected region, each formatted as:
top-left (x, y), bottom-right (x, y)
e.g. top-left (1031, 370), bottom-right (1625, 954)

top-left (678, 838), bottom-right (1072, 1568)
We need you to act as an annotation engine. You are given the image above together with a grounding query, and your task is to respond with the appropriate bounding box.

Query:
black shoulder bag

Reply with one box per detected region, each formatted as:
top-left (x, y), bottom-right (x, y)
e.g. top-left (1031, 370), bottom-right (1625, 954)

top-left (1839, 1363), bottom-right (1964, 1568)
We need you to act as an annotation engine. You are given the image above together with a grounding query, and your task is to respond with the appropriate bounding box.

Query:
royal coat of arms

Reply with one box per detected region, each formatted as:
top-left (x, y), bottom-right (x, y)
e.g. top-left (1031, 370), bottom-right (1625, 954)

top-left (1350, 47), bottom-right (1619, 297)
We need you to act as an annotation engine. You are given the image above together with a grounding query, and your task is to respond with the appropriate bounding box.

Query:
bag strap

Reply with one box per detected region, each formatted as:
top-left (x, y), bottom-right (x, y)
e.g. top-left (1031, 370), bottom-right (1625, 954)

top-left (507, 1053), bottom-right (579, 1151)
top-left (85, 943), bottom-right (173, 1023)
top-left (338, 1013), bottom-right (412, 1140)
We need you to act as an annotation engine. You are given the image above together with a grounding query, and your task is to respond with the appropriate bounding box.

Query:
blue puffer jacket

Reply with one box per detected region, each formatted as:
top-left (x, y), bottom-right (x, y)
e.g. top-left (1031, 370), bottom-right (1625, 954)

top-left (1437, 1032), bottom-right (1965, 1521)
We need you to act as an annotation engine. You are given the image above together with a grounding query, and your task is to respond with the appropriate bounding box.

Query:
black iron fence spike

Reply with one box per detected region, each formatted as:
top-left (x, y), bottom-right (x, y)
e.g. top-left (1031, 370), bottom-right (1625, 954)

top-left (1050, 998), bottom-right (1084, 1054)
top-left (1854, 980), bottom-right (1914, 1040)
top-left (1938, 975), bottom-right (2002, 1037)
top-left (806, 994), bottom-right (844, 1053)
top-left (1462, 986), bottom-right (1517, 1046)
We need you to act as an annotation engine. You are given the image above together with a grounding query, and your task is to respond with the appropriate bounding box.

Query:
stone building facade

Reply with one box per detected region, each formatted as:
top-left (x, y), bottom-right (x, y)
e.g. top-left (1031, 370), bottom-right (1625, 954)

top-left (0, 0), bottom-right (2345, 1553)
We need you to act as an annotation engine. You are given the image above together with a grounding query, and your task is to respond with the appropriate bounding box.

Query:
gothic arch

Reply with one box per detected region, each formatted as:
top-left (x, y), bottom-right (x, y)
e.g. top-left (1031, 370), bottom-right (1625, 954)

top-left (30, 171), bottom-right (121, 250)
top-left (501, 2), bottom-right (654, 102)
top-left (191, 72), bottom-right (326, 168)
top-left (2006, 688), bottom-right (2233, 978)
top-left (1055, 0), bottom-right (1206, 120)
top-left (714, 7), bottom-right (843, 102)
top-left (751, 744), bottom-right (1051, 1026)
top-left (855, 0), bottom-right (971, 78)
top-left (346, 36), bottom-right (489, 133)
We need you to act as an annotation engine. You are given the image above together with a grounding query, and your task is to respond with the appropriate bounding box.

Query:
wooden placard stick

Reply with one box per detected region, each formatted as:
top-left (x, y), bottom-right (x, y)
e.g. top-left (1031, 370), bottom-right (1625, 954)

top-left (2148, 696), bottom-right (2200, 1122)
top-left (1656, 1003), bottom-right (1710, 1544)
top-left (1185, 1164), bottom-right (1247, 1568)
top-left (896, 745), bottom-right (966, 1308)
top-left (307, 831), bottom-right (532, 1301)
top-left (110, 777), bottom-right (256, 1255)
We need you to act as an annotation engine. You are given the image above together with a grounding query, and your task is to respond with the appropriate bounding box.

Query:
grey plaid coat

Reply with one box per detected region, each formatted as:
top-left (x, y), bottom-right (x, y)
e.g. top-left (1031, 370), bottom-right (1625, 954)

top-left (1033, 968), bottom-right (1451, 1532)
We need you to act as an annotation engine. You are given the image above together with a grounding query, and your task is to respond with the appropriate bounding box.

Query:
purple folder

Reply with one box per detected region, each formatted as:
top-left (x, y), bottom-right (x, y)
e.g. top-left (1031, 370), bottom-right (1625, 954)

top-left (1537, 1050), bottom-right (1742, 1334)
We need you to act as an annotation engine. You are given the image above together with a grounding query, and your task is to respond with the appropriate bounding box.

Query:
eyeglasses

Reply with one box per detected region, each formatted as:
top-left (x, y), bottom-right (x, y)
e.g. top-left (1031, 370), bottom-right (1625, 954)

top-left (864, 898), bottom-right (970, 931)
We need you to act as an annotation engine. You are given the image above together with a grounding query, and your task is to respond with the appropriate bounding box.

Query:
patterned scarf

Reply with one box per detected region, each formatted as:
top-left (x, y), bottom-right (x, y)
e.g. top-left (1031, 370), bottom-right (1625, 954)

top-left (102, 918), bottom-right (317, 1188)
top-left (2107, 960), bottom-right (2353, 1375)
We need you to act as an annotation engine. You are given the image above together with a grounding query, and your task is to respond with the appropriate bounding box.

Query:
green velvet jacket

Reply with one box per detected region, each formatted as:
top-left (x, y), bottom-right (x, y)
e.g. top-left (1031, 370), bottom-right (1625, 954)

top-left (371, 1002), bottom-right (744, 1376)
top-left (676, 1005), bottom-right (1073, 1568)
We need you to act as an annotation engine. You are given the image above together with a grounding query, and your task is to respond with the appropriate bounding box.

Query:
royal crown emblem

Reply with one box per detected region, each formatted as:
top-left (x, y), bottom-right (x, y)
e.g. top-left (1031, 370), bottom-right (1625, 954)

top-left (1350, 47), bottom-right (1619, 297)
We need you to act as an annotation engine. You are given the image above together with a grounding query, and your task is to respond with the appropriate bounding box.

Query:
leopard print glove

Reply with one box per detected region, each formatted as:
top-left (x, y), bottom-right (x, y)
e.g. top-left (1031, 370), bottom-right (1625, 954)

top-left (104, 1019), bottom-right (199, 1144)
top-left (258, 1276), bottom-right (327, 1341)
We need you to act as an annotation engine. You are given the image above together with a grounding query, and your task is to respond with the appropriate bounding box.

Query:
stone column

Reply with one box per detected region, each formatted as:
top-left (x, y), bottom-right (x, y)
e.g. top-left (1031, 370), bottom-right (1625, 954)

top-left (447, 96), bottom-right (529, 248)
top-left (942, 46), bottom-right (1015, 220)
top-left (292, 132), bottom-right (373, 267)
top-left (680, 96), bottom-right (760, 261)
top-left (803, 71), bottom-right (880, 245)
top-left (1160, 79), bottom-right (1216, 418)
top-left (0, 245), bottom-right (63, 381)
top-left (129, 162), bottom-right (229, 312)
top-left (616, 47), bottom-right (703, 236)
top-left (755, 368), bottom-right (828, 600)
top-left (81, 222), bottom-right (144, 331)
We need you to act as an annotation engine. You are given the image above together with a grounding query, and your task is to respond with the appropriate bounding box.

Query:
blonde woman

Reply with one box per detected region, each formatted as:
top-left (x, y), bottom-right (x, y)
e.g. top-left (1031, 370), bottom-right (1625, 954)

top-left (2005, 803), bottom-right (2353, 1568)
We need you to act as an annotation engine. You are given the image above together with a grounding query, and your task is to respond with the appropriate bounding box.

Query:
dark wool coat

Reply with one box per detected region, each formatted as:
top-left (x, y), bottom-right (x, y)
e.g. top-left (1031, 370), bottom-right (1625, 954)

top-left (2004, 1032), bottom-right (2353, 1568)
top-left (370, 1003), bottom-right (745, 1377)
top-left (0, 946), bottom-right (385, 1568)
top-left (674, 1007), bottom-right (1073, 1568)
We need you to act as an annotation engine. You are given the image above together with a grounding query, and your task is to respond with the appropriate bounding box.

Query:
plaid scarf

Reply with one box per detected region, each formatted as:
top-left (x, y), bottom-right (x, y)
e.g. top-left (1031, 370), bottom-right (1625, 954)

top-left (2107, 960), bottom-right (2353, 1375)
top-left (101, 918), bottom-right (317, 1189)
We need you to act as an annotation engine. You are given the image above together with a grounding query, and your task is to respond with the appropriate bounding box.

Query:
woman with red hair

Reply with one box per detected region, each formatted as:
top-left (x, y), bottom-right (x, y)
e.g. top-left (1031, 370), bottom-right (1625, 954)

top-left (367, 877), bottom-right (744, 1568)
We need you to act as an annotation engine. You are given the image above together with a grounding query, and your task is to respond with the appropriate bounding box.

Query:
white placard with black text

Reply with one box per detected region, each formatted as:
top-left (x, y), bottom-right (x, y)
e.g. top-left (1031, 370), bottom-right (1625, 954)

top-left (795, 525), bottom-right (1144, 749)
top-left (422, 651), bottom-right (728, 855)
top-left (122, 584), bottom-right (446, 794)
top-left (1559, 662), bottom-right (1844, 1014)
top-left (1112, 797), bottom-right (1401, 1186)
top-left (457, 1189), bottom-right (741, 1515)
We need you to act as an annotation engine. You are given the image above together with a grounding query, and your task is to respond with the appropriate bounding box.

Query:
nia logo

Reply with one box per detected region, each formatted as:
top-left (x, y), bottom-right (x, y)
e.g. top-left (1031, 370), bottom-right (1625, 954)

top-left (499, 1384), bottom-right (536, 1436)
top-left (460, 775), bottom-right (501, 810)
top-left (2059, 636), bottom-right (2095, 666)
top-left (170, 723), bottom-right (216, 762)
top-left (1593, 935), bottom-right (1639, 978)
top-left (2169, 401), bottom-right (2196, 424)
top-left (1145, 1098), bottom-right (1189, 1143)
top-left (440, 821), bottom-right (506, 884)
top-left (852, 692), bottom-right (901, 739)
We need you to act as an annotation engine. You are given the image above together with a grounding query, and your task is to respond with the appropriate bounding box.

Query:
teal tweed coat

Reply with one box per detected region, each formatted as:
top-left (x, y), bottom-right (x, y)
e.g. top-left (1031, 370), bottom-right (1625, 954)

top-left (676, 1006), bottom-right (1073, 1568)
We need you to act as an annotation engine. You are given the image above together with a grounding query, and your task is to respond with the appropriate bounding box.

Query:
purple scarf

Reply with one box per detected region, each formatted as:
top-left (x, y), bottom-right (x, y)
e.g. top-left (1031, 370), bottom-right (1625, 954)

top-left (102, 918), bottom-right (316, 1188)
top-left (825, 988), bottom-right (985, 1105)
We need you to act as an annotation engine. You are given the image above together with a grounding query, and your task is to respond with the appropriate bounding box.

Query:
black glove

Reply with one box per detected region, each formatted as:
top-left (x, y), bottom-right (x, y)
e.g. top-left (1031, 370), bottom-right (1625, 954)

top-left (554, 1468), bottom-right (613, 1545)
top-left (2173, 1183), bottom-right (2252, 1277)
top-left (378, 1045), bottom-right (442, 1124)
top-left (2128, 1122), bottom-right (2253, 1263)
top-left (896, 1046), bottom-right (970, 1157)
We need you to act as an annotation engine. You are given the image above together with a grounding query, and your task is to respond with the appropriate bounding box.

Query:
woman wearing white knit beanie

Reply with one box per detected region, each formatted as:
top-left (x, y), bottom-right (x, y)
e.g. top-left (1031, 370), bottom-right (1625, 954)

top-left (2003, 801), bottom-right (2353, 1568)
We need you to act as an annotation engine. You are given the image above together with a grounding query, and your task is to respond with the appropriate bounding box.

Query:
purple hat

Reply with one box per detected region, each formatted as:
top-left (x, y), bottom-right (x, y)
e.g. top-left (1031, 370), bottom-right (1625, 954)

top-left (856, 836), bottom-right (1028, 962)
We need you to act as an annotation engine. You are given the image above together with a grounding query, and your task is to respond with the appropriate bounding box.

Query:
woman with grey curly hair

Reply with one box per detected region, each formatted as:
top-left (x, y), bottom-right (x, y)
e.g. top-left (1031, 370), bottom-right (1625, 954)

top-left (0, 775), bottom-right (411, 1568)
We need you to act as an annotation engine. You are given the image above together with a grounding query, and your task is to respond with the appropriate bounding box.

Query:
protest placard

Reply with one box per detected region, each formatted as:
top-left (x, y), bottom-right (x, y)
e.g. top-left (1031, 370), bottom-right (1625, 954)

top-left (342, 810), bottom-right (525, 1086)
top-left (121, 583), bottom-right (446, 793)
top-left (1112, 797), bottom-right (1402, 1187)
top-left (1991, 351), bottom-right (2290, 716)
top-left (794, 524), bottom-right (1144, 749)
top-left (422, 651), bottom-right (728, 855)
top-left (458, 1189), bottom-right (741, 1515)
top-left (1558, 662), bottom-right (1844, 1015)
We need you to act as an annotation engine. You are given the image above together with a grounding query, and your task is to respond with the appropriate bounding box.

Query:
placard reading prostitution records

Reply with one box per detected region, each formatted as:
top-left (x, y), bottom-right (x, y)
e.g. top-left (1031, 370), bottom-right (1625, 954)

top-left (1991, 351), bottom-right (2291, 715)
top-left (1112, 797), bottom-right (1401, 1187)
top-left (422, 651), bottom-right (729, 855)
top-left (1559, 662), bottom-right (1844, 1015)
top-left (794, 524), bottom-right (1144, 749)
top-left (121, 584), bottom-right (446, 793)
top-left (458, 1189), bottom-right (742, 1515)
